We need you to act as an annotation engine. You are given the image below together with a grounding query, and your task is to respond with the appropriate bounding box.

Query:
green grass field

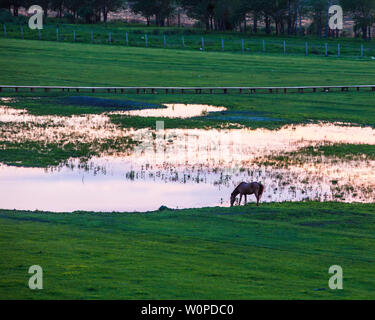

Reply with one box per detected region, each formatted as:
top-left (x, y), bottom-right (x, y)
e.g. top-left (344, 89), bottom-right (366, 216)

top-left (1, 35), bottom-right (375, 299)
top-left (2, 38), bottom-right (375, 87)
top-left (1, 202), bottom-right (375, 299)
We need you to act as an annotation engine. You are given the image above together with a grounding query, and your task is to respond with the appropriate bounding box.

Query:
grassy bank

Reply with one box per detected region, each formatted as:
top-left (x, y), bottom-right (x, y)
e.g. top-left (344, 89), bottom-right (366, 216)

top-left (290, 143), bottom-right (375, 159)
top-left (0, 130), bottom-right (137, 167)
top-left (0, 202), bottom-right (374, 299)
top-left (2, 91), bottom-right (375, 128)
top-left (0, 140), bottom-right (95, 167)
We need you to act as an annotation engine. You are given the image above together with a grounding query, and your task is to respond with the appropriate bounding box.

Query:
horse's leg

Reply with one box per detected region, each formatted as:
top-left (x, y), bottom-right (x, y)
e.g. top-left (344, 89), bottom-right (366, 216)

top-left (239, 194), bottom-right (243, 205)
top-left (244, 194), bottom-right (247, 205)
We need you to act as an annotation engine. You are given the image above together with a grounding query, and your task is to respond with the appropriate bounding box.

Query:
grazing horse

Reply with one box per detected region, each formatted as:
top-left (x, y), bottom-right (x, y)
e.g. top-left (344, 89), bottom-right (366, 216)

top-left (230, 182), bottom-right (264, 207)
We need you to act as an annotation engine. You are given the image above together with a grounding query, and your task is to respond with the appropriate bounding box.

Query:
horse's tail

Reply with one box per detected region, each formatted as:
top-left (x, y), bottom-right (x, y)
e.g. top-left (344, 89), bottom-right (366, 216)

top-left (258, 183), bottom-right (265, 200)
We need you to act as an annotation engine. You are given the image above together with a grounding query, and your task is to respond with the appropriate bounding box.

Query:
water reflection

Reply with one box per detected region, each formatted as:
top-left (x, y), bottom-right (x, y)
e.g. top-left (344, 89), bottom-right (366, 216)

top-left (1, 105), bottom-right (375, 211)
top-left (1, 152), bottom-right (374, 212)
top-left (109, 103), bottom-right (227, 118)
top-left (0, 105), bottom-right (129, 145)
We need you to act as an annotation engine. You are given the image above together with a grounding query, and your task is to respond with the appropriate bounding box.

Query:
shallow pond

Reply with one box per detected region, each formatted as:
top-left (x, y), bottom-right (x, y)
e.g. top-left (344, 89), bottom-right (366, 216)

top-left (1, 104), bottom-right (375, 212)
top-left (110, 103), bottom-right (227, 118)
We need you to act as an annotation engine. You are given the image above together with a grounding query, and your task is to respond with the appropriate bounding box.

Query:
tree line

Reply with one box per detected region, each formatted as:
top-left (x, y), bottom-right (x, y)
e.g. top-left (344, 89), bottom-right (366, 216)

top-left (0, 0), bottom-right (125, 23)
top-left (1, 0), bottom-right (375, 39)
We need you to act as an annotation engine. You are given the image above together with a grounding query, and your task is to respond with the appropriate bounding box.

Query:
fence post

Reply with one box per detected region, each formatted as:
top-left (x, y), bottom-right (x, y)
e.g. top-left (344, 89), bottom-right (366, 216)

top-left (56, 28), bottom-right (59, 41)
top-left (241, 39), bottom-right (244, 52)
top-left (145, 34), bottom-right (148, 47)
top-left (262, 39), bottom-right (265, 52)
top-left (283, 40), bottom-right (286, 54)
top-left (3, 24), bottom-right (6, 37)
top-left (360, 44), bottom-right (364, 57)
top-left (163, 34), bottom-right (166, 48)
top-left (338, 43), bottom-right (340, 57)
top-left (38, 29), bottom-right (41, 40)
top-left (182, 36), bottom-right (184, 48)
top-left (91, 30), bottom-right (93, 43)
top-left (305, 42), bottom-right (308, 56)
top-left (126, 32), bottom-right (128, 46)
top-left (108, 32), bottom-right (111, 43)
top-left (325, 43), bottom-right (328, 56)
top-left (73, 30), bottom-right (75, 41)
top-left (201, 37), bottom-right (204, 50)
top-left (20, 26), bottom-right (24, 39)
top-left (221, 38), bottom-right (224, 51)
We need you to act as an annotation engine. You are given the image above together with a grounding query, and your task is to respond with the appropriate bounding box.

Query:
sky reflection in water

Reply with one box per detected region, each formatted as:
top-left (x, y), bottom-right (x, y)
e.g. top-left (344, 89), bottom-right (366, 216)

top-left (0, 105), bottom-right (375, 212)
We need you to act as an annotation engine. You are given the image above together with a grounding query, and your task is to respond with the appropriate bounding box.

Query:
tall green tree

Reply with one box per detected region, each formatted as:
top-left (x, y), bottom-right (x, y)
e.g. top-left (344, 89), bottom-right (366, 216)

top-left (180, 0), bottom-right (215, 30)
top-left (340, 0), bottom-right (375, 39)
top-left (308, 0), bottom-right (328, 37)
top-left (129, 0), bottom-right (175, 26)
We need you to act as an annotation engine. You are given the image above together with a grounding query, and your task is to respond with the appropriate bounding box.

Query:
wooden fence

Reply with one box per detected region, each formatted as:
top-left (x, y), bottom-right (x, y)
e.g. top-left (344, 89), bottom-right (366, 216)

top-left (1, 85), bottom-right (375, 94)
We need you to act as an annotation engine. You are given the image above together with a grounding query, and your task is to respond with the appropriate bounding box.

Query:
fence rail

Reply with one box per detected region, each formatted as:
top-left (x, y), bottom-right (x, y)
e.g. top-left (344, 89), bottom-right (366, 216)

top-left (1, 85), bottom-right (375, 94)
top-left (1, 23), bottom-right (375, 58)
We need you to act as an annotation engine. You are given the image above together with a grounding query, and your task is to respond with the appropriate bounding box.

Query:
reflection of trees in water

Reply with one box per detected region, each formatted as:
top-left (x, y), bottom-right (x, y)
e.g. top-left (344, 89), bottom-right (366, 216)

top-left (51, 155), bottom-right (375, 203)
top-left (6, 104), bottom-right (373, 204)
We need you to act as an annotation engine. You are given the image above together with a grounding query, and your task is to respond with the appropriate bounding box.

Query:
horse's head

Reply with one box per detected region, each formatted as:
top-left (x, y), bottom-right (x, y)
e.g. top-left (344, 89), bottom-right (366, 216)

top-left (230, 194), bottom-right (236, 207)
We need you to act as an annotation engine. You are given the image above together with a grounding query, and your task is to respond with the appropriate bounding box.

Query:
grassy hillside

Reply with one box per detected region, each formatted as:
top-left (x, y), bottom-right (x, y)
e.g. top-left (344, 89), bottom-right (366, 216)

top-left (1, 38), bottom-right (375, 87)
top-left (1, 202), bottom-right (374, 299)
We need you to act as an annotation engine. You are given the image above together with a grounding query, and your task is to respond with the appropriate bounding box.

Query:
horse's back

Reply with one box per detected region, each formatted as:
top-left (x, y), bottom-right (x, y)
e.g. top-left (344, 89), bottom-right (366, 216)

top-left (245, 181), bottom-right (261, 193)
